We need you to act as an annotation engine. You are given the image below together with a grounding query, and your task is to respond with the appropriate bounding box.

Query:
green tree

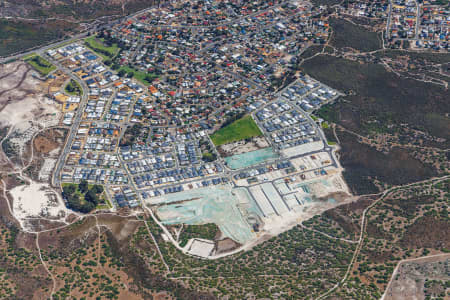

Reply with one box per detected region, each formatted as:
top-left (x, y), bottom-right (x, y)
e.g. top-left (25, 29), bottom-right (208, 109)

top-left (79, 179), bottom-right (89, 193)
top-left (91, 184), bottom-right (104, 194)
top-left (118, 69), bottom-right (126, 77)
top-left (85, 189), bottom-right (99, 205)
top-left (63, 184), bottom-right (76, 196)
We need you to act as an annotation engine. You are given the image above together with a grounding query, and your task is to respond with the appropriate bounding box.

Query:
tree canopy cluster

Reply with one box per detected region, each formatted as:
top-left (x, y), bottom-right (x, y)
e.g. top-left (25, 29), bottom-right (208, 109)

top-left (63, 180), bottom-right (104, 213)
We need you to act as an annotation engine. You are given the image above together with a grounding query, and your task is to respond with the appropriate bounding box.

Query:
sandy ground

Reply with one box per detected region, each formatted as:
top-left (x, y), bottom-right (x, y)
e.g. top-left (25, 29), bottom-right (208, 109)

top-left (0, 61), bottom-right (62, 173)
top-left (188, 239), bottom-right (215, 257)
top-left (219, 136), bottom-right (270, 156)
top-left (280, 140), bottom-right (324, 158)
top-left (10, 181), bottom-right (69, 230)
top-left (38, 158), bottom-right (57, 181)
top-left (0, 62), bottom-right (60, 130)
top-left (308, 172), bottom-right (350, 197)
top-left (257, 171), bottom-right (352, 238)
top-left (261, 193), bottom-right (353, 238)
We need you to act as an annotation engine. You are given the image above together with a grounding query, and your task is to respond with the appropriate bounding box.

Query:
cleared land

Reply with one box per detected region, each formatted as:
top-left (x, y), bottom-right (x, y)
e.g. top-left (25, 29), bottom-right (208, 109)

top-left (210, 115), bottom-right (263, 146)
top-left (24, 54), bottom-right (56, 76)
top-left (385, 255), bottom-right (449, 300)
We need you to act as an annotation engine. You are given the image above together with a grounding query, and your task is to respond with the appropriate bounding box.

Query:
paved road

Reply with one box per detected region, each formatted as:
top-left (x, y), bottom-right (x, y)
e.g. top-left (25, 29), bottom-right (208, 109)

top-left (414, 0), bottom-right (421, 40)
top-left (12, 0), bottom-right (339, 201)
top-left (48, 54), bottom-right (90, 188)
top-left (386, 0), bottom-right (393, 39)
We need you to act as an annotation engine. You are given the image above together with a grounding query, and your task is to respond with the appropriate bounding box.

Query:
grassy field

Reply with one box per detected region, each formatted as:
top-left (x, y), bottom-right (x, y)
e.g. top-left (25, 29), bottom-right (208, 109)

top-left (329, 17), bottom-right (381, 52)
top-left (210, 115), bottom-right (263, 146)
top-left (84, 36), bottom-right (119, 60)
top-left (96, 196), bottom-right (113, 210)
top-left (84, 37), bottom-right (159, 85)
top-left (117, 65), bottom-right (158, 86)
top-left (24, 54), bottom-right (56, 76)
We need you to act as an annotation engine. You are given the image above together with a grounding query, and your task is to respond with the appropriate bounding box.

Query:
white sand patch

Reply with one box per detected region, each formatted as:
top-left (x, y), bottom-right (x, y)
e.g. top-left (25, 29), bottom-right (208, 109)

top-left (260, 193), bottom-right (353, 238)
top-left (255, 170), bottom-right (352, 238)
top-left (11, 182), bottom-right (69, 229)
top-left (0, 96), bottom-right (60, 130)
top-left (188, 239), bottom-right (215, 257)
top-left (219, 136), bottom-right (270, 156)
top-left (38, 158), bottom-right (57, 181)
top-left (0, 62), bottom-right (61, 130)
top-left (280, 140), bottom-right (324, 157)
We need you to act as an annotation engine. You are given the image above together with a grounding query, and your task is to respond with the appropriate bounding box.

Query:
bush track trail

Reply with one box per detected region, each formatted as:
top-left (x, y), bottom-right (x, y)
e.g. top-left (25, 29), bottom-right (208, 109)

top-left (316, 174), bottom-right (450, 299)
top-left (36, 232), bottom-right (57, 300)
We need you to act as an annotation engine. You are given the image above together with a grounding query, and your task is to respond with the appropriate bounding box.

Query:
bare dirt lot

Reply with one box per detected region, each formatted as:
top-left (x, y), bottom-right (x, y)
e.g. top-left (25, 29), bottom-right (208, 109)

top-left (0, 61), bottom-right (62, 170)
top-left (385, 255), bottom-right (450, 300)
top-left (34, 134), bottom-right (59, 154)
top-left (0, 62), bottom-right (59, 130)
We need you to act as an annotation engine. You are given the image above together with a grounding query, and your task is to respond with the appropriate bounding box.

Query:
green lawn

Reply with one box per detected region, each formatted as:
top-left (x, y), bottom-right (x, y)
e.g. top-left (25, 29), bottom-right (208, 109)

top-left (24, 54), bottom-right (56, 76)
top-left (210, 115), bottom-right (263, 146)
top-left (117, 65), bottom-right (158, 86)
top-left (96, 195), bottom-right (112, 210)
top-left (84, 35), bottom-right (119, 60)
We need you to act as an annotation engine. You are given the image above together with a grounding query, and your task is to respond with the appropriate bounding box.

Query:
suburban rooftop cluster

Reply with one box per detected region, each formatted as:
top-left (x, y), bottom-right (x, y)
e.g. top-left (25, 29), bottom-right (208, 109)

top-left (42, 0), bottom-right (343, 211)
top-left (387, 0), bottom-right (449, 50)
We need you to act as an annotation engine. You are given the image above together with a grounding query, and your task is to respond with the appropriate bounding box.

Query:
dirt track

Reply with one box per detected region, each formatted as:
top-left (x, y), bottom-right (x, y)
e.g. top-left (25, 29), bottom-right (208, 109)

top-left (0, 63), bottom-right (32, 113)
